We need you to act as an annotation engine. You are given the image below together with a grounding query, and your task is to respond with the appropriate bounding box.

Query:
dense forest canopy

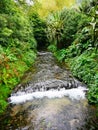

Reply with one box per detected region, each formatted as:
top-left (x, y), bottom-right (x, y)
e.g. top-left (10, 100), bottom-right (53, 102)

top-left (0, 0), bottom-right (98, 115)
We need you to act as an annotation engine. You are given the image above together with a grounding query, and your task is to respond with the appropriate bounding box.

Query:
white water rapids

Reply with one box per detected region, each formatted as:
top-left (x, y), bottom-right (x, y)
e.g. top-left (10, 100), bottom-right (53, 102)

top-left (10, 86), bottom-right (87, 104)
top-left (1, 52), bottom-right (97, 130)
top-left (9, 52), bottom-right (88, 104)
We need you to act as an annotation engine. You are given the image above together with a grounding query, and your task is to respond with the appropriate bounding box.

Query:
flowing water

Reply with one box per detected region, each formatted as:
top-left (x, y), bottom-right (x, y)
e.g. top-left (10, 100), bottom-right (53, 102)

top-left (0, 52), bottom-right (98, 130)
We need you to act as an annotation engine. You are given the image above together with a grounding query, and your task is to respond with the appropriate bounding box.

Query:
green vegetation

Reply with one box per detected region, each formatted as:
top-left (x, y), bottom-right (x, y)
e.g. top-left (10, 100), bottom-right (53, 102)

top-left (0, 0), bottom-right (98, 115)
top-left (47, 0), bottom-right (98, 104)
top-left (69, 49), bottom-right (98, 104)
top-left (0, 0), bottom-right (37, 114)
top-left (28, 12), bottom-right (48, 49)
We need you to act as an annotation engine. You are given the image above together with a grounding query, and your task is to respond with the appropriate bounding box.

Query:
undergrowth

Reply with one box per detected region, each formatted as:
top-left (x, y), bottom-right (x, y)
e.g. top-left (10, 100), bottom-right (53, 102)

top-left (0, 46), bottom-right (36, 114)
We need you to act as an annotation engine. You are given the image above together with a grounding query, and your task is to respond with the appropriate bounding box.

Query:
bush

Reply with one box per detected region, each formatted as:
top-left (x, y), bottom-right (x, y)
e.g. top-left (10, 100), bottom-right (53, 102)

top-left (69, 49), bottom-right (98, 103)
top-left (0, 0), bottom-right (37, 115)
top-left (0, 46), bottom-right (36, 114)
top-left (54, 49), bottom-right (67, 62)
top-left (47, 44), bottom-right (57, 52)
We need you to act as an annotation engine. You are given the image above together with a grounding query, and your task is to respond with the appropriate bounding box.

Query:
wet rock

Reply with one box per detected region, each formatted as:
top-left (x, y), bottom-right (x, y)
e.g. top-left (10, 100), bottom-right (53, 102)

top-left (1, 52), bottom-right (97, 130)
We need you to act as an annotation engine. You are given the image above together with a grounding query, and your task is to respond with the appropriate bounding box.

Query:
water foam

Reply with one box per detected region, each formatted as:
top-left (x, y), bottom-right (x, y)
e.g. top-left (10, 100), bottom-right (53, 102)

top-left (9, 87), bottom-right (87, 104)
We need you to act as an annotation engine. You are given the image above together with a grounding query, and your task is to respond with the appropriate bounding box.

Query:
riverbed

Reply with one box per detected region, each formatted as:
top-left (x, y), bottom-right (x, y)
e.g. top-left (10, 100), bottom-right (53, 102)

top-left (0, 52), bottom-right (97, 130)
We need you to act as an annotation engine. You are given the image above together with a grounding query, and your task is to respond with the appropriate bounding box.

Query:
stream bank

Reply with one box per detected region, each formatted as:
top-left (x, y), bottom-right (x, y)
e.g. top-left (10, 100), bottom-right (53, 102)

top-left (0, 52), bottom-right (98, 130)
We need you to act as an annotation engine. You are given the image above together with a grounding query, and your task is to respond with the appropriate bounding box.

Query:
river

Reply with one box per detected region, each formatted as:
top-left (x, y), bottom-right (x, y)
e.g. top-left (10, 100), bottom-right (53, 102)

top-left (0, 52), bottom-right (97, 130)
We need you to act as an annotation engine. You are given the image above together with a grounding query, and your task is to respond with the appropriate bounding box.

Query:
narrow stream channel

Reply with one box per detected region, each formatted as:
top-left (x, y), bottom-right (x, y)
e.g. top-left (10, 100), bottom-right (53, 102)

top-left (0, 52), bottom-right (97, 130)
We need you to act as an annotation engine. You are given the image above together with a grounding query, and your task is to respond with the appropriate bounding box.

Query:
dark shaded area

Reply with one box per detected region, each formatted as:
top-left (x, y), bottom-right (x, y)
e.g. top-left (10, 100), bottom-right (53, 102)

top-left (29, 13), bottom-right (49, 50)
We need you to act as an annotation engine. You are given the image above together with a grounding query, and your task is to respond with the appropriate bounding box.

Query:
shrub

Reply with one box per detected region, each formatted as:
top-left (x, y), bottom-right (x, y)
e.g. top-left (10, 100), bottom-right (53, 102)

top-left (47, 44), bottom-right (57, 53)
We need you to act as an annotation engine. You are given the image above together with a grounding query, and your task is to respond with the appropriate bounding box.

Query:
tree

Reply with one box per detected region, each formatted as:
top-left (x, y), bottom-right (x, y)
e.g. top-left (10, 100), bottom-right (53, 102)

top-left (46, 11), bottom-right (64, 49)
top-left (46, 8), bottom-right (81, 49)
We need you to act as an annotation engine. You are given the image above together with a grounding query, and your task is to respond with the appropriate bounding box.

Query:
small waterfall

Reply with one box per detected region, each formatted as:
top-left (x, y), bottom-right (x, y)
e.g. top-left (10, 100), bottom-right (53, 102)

top-left (1, 52), bottom-right (97, 130)
top-left (10, 87), bottom-right (87, 104)
top-left (9, 52), bottom-right (87, 104)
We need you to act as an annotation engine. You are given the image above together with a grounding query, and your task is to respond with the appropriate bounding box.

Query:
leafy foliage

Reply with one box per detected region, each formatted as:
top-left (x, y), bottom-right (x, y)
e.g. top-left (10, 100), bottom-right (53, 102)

top-left (28, 12), bottom-right (48, 49)
top-left (47, 44), bottom-right (57, 53)
top-left (66, 0), bottom-right (98, 104)
top-left (46, 8), bottom-right (82, 49)
top-left (0, 0), bottom-right (37, 114)
top-left (0, 0), bottom-right (98, 116)
top-left (46, 11), bottom-right (64, 49)
top-left (60, 8), bottom-right (82, 47)
top-left (47, 0), bottom-right (98, 104)
top-left (54, 49), bottom-right (67, 62)
top-left (79, 0), bottom-right (98, 47)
